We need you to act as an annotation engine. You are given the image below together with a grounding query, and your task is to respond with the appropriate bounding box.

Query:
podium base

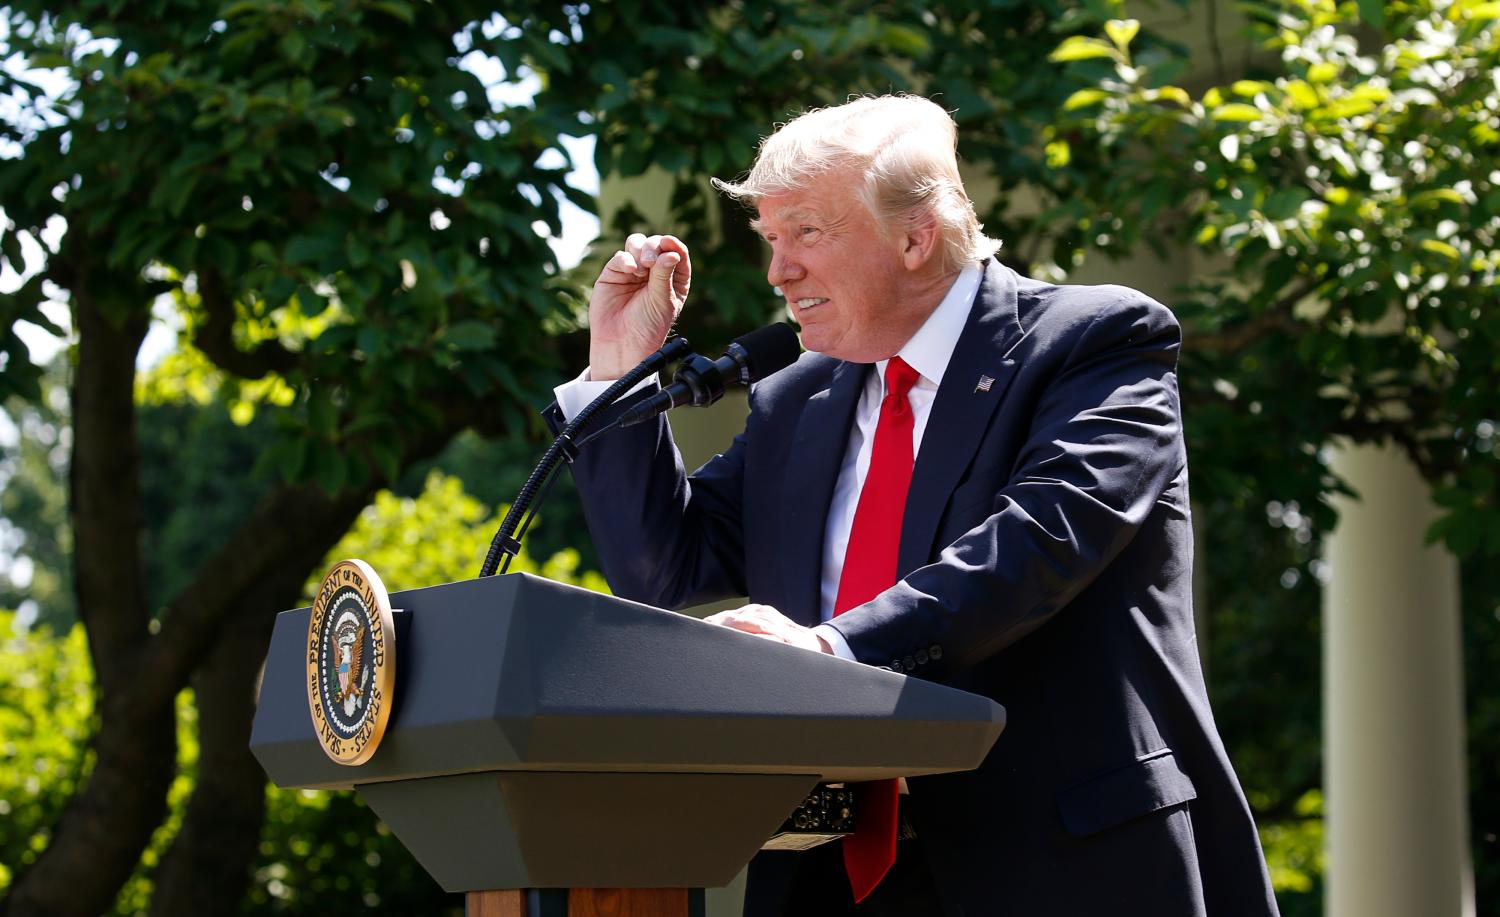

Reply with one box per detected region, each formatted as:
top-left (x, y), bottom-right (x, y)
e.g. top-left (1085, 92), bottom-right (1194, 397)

top-left (466, 888), bottom-right (702, 917)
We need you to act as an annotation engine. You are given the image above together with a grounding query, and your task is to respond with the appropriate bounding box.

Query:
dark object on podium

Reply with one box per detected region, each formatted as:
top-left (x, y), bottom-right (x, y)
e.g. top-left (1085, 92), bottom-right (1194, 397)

top-left (763, 784), bottom-right (856, 851)
top-left (249, 574), bottom-right (1005, 913)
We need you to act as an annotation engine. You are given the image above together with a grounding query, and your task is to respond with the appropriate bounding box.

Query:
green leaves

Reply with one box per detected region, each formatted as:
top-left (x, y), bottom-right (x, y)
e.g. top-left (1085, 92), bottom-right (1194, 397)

top-left (1063, 88), bottom-right (1111, 111)
top-left (1418, 238), bottom-right (1461, 261)
top-left (1050, 35), bottom-right (1119, 62)
top-left (0, 614), bottom-right (97, 890)
top-left (369, 0), bottom-right (417, 25)
top-left (0, 0), bottom-right (582, 507)
top-left (282, 233), bottom-right (341, 266)
top-left (1211, 103), bottom-right (1264, 122)
top-left (1104, 18), bottom-right (1140, 50)
top-left (1050, 18), bottom-right (1137, 77)
top-left (1356, 0), bottom-right (1387, 30)
top-left (1050, 0), bottom-right (1500, 560)
top-left (440, 320), bottom-right (497, 351)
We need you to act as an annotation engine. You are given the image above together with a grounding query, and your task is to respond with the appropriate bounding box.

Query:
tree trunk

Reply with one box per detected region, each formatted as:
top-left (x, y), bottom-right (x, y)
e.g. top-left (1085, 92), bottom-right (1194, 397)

top-left (0, 284), bottom-right (181, 917)
top-left (147, 515), bottom-right (365, 915)
top-left (0, 703), bottom-right (177, 917)
top-left (146, 595), bottom-right (279, 917)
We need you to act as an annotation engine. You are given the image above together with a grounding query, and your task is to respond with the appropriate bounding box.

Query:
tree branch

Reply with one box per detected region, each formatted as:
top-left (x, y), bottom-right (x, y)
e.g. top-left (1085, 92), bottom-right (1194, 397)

top-left (1186, 308), bottom-right (1299, 355)
top-left (134, 480), bottom-right (372, 713)
top-left (136, 399), bottom-right (499, 709)
top-left (148, 565), bottom-right (306, 916)
top-left (1185, 279), bottom-right (1317, 355)
top-left (192, 268), bottom-right (299, 380)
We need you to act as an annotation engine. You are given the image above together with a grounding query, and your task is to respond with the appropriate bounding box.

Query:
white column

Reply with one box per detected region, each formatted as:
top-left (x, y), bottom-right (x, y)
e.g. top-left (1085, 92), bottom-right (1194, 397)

top-left (1324, 441), bottom-right (1473, 917)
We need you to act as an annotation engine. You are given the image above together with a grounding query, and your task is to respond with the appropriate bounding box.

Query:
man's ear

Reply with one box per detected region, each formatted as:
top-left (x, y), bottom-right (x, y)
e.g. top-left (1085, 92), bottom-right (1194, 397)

top-left (901, 211), bottom-right (942, 271)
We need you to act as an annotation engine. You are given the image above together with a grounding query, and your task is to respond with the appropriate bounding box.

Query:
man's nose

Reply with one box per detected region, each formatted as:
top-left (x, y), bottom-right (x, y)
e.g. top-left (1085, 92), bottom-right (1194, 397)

top-left (767, 247), bottom-right (804, 287)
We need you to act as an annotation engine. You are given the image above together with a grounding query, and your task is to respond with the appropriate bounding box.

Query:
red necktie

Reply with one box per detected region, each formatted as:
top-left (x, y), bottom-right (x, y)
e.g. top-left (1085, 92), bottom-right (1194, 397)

top-left (833, 356), bottom-right (920, 902)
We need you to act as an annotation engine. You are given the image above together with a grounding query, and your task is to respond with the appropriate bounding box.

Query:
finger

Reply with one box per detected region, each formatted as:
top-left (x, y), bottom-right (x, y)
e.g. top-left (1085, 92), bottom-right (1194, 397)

top-left (627, 233), bottom-right (665, 266)
top-left (660, 235), bottom-right (692, 297)
top-left (603, 249), bottom-right (642, 277)
top-left (706, 612), bottom-right (772, 635)
top-left (650, 252), bottom-right (685, 308)
top-left (749, 631), bottom-right (792, 645)
top-left (659, 235), bottom-right (691, 267)
top-left (724, 618), bottom-right (772, 635)
top-left (640, 236), bottom-right (665, 268)
top-left (652, 250), bottom-right (680, 278)
top-left (624, 235), bottom-right (655, 274)
top-left (705, 609), bottom-right (752, 627)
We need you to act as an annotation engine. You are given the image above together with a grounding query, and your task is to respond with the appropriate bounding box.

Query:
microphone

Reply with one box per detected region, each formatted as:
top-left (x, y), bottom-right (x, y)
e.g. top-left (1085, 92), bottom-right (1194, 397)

top-left (617, 323), bottom-right (801, 428)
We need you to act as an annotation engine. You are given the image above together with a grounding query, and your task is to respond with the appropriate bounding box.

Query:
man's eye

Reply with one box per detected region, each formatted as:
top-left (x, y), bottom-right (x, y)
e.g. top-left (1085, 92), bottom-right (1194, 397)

top-left (799, 226), bottom-right (819, 237)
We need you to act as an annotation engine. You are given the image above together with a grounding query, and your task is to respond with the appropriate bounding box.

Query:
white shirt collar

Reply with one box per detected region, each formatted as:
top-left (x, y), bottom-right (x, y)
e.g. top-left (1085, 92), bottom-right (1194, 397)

top-left (875, 265), bottom-right (983, 389)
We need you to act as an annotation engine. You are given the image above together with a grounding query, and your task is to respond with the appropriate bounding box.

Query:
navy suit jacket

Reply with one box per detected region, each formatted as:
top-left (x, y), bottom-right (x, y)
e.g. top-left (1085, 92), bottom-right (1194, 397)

top-left (552, 260), bottom-right (1278, 917)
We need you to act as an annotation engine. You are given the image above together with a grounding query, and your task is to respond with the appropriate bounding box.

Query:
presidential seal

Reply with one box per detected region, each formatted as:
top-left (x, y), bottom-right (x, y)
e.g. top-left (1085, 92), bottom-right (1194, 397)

top-left (306, 559), bottom-right (396, 765)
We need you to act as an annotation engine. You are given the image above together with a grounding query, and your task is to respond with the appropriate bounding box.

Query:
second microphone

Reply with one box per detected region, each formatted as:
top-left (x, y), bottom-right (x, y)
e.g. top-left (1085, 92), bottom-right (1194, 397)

top-left (616, 323), bottom-right (802, 428)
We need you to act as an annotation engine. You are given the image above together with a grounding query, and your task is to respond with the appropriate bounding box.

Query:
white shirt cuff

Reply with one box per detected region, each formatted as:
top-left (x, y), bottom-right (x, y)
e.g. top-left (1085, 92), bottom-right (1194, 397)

top-left (553, 368), bottom-right (659, 422)
top-left (813, 623), bottom-right (856, 661)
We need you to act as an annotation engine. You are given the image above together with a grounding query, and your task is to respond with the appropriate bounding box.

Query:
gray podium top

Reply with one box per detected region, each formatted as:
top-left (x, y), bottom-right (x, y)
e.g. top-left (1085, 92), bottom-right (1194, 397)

top-left (249, 573), bottom-right (1005, 891)
top-left (252, 573), bottom-right (1003, 790)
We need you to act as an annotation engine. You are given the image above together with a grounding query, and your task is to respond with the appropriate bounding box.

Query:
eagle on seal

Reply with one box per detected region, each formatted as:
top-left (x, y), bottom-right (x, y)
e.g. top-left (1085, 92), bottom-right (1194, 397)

top-left (332, 619), bottom-right (367, 717)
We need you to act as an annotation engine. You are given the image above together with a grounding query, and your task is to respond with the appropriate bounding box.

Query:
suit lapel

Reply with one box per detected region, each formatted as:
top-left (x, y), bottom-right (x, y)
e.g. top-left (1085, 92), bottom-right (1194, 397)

top-left (780, 360), bottom-right (866, 626)
top-left (899, 261), bottom-right (1026, 576)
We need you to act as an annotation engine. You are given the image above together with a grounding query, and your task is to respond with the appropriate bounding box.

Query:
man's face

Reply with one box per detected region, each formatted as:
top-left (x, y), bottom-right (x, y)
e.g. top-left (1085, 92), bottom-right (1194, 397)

top-left (754, 170), bottom-right (919, 363)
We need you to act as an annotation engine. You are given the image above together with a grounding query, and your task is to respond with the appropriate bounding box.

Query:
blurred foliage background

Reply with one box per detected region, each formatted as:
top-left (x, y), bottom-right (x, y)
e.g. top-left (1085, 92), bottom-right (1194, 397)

top-left (0, 0), bottom-right (1496, 913)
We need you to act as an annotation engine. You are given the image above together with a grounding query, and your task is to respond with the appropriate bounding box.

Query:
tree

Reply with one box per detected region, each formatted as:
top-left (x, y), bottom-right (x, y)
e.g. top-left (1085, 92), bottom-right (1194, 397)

top-left (0, 2), bottom-right (600, 912)
top-left (1049, 0), bottom-right (1500, 549)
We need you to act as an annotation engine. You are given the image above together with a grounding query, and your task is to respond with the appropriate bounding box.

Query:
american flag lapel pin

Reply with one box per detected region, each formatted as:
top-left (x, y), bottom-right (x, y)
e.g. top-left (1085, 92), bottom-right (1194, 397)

top-left (975, 374), bottom-right (995, 394)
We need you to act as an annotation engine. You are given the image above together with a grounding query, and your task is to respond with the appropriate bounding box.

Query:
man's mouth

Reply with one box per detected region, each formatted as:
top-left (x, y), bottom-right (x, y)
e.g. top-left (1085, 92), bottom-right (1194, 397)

top-left (795, 297), bottom-right (828, 311)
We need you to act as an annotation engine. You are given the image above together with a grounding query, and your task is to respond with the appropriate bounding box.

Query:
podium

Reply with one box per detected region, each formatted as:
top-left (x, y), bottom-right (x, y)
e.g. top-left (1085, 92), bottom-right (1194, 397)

top-left (250, 573), bottom-right (1005, 915)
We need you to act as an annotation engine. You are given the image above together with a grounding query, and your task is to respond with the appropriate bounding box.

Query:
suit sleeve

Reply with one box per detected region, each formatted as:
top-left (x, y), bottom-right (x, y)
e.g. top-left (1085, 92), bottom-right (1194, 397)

top-left (547, 398), bottom-right (750, 610)
top-left (825, 291), bottom-right (1186, 678)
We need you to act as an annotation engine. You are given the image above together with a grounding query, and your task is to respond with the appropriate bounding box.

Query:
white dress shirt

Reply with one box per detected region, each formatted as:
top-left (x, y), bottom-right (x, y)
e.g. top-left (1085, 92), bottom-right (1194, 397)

top-left (554, 266), bottom-right (984, 660)
top-left (810, 266), bottom-right (982, 657)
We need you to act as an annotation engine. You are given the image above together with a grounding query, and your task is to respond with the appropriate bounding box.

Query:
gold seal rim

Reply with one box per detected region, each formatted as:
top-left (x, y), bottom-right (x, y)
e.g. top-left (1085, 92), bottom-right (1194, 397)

top-left (305, 558), bottom-right (397, 766)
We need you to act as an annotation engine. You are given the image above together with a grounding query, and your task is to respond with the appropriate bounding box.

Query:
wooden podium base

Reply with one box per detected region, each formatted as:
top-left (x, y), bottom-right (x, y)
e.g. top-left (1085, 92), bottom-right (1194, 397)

top-left (467, 888), bottom-right (698, 917)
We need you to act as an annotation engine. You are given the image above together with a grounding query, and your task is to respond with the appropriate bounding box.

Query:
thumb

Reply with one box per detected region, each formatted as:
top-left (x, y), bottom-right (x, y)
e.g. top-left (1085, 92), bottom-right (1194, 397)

top-left (650, 250), bottom-right (680, 282)
top-left (649, 251), bottom-right (682, 308)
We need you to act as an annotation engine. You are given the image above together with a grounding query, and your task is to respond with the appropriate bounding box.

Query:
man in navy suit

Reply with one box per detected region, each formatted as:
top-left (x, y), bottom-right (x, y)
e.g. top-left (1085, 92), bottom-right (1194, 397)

top-left (550, 96), bottom-right (1278, 916)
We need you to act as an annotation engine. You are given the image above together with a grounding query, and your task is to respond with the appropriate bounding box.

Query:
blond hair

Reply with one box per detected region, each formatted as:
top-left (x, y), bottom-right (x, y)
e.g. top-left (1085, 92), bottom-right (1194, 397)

top-left (712, 95), bottom-right (1001, 272)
